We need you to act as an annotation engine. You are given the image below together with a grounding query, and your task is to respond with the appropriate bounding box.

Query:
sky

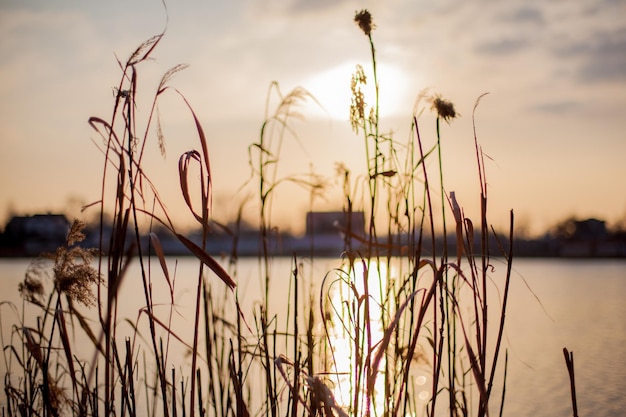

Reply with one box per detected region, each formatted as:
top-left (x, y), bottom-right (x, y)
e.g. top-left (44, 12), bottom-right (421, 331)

top-left (0, 0), bottom-right (625, 237)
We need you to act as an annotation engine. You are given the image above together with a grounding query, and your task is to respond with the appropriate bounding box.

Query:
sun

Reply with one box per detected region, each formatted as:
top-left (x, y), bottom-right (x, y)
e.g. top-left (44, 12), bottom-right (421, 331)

top-left (303, 61), bottom-right (412, 121)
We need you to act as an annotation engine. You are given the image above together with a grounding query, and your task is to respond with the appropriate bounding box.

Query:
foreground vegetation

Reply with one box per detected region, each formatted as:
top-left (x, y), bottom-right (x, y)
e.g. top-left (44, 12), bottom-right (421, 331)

top-left (1, 10), bottom-right (578, 417)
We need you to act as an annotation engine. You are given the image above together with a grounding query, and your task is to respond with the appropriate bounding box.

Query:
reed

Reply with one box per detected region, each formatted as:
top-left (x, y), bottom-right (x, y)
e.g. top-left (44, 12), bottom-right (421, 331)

top-left (2, 9), bottom-right (520, 417)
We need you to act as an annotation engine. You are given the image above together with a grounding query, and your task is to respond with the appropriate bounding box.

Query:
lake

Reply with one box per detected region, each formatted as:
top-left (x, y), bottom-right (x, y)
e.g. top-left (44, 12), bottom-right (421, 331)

top-left (0, 256), bottom-right (624, 416)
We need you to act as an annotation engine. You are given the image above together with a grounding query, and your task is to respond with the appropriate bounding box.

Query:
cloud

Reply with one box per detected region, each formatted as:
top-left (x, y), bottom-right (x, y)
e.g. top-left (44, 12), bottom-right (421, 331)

top-left (568, 31), bottom-right (626, 83)
top-left (535, 0), bottom-right (626, 84)
top-left (529, 100), bottom-right (581, 114)
top-left (0, 8), bottom-right (105, 104)
top-left (246, 0), bottom-right (350, 18)
top-left (458, 4), bottom-right (544, 57)
top-left (503, 5), bottom-right (545, 25)
top-left (475, 37), bottom-right (530, 55)
top-left (287, 0), bottom-right (350, 13)
top-left (549, 27), bottom-right (626, 83)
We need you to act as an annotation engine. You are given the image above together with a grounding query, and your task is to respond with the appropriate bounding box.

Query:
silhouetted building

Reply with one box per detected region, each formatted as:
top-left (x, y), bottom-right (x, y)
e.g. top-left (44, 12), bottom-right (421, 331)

top-left (1, 214), bottom-right (70, 256)
top-left (305, 211), bottom-right (365, 237)
top-left (558, 218), bottom-right (621, 257)
top-left (571, 218), bottom-right (607, 240)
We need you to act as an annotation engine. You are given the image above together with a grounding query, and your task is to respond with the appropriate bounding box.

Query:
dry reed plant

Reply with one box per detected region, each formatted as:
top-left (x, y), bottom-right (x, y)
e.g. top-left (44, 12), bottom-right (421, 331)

top-left (3, 30), bottom-right (236, 417)
top-left (2, 9), bottom-right (522, 417)
top-left (303, 10), bottom-right (515, 417)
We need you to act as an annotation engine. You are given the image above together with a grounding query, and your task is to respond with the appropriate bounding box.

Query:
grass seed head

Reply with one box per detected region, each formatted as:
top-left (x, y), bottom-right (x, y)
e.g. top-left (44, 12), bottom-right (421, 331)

top-left (350, 65), bottom-right (368, 133)
top-left (52, 219), bottom-right (102, 307)
top-left (18, 273), bottom-right (45, 304)
top-left (431, 94), bottom-right (458, 123)
top-left (354, 9), bottom-right (374, 36)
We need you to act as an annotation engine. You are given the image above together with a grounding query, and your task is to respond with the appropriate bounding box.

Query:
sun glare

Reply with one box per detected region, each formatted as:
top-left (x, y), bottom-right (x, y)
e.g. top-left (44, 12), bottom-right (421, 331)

top-left (304, 62), bottom-right (412, 121)
top-left (327, 260), bottom-right (387, 412)
top-left (325, 259), bottom-right (432, 415)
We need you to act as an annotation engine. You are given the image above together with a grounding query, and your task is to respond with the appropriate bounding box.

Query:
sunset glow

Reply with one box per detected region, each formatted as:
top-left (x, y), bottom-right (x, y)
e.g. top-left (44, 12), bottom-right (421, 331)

top-left (304, 62), bottom-right (413, 121)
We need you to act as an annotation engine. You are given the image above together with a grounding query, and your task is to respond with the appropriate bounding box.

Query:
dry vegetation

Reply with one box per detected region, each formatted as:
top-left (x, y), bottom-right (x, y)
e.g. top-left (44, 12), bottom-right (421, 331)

top-left (2, 10), bottom-right (579, 417)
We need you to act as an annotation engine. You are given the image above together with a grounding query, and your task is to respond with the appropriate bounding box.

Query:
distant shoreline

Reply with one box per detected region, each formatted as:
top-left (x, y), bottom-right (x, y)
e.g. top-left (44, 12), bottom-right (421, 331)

top-left (2, 213), bottom-right (625, 259)
top-left (2, 236), bottom-right (625, 259)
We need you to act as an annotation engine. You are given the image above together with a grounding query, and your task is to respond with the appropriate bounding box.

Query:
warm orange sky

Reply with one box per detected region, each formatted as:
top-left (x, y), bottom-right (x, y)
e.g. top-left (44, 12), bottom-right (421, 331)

top-left (1, 0), bottom-right (625, 236)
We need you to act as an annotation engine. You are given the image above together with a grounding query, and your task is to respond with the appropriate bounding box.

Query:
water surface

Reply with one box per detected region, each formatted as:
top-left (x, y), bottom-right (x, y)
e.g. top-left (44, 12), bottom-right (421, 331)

top-left (0, 257), bottom-right (624, 416)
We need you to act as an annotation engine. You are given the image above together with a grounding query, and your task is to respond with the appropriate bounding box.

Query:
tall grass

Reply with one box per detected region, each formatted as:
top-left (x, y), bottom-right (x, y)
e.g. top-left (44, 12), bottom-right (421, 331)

top-left (2, 10), bottom-right (521, 417)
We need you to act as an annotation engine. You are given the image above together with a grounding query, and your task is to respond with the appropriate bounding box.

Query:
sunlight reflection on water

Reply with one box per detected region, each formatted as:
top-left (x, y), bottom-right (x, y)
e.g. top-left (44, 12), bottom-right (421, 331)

top-left (322, 258), bottom-right (437, 415)
top-left (326, 259), bottom-right (388, 412)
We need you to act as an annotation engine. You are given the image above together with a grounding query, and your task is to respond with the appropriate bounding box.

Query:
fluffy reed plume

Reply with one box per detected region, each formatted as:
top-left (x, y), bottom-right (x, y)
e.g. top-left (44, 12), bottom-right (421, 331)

top-left (431, 94), bottom-right (458, 123)
top-left (350, 64), bottom-right (367, 133)
top-left (354, 9), bottom-right (374, 36)
top-left (18, 219), bottom-right (101, 308)
top-left (18, 264), bottom-right (45, 304)
top-left (51, 219), bottom-right (101, 307)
